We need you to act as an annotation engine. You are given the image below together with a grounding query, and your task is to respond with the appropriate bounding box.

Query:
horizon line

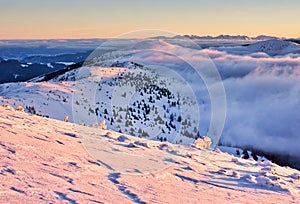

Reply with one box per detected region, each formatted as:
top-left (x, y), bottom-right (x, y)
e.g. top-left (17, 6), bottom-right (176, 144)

top-left (0, 34), bottom-right (299, 41)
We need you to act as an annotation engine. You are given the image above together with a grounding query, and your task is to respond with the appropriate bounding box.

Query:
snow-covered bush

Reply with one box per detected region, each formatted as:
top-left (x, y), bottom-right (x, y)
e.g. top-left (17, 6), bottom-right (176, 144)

top-left (2, 104), bottom-right (14, 111)
top-left (64, 116), bottom-right (69, 122)
top-left (16, 105), bottom-right (25, 112)
top-left (105, 131), bottom-right (112, 137)
top-left (100, 120), bottom-right (107, 130)
top-left (194, 136), bottom-right (212, 149)
top-left (256, 176), bottom-right (274, 187)
top-left (93, 122), bottom-right (98, 128)
top-left (242, 174), bottom-right (256, 183)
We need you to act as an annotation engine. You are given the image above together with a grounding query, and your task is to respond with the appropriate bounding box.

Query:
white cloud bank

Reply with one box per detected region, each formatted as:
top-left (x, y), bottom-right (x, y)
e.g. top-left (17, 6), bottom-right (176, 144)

top-left (96, 39), bottom-right (300, 157)
top-left (127, 41), bottom-right (300, 157)
top-left (202, 49), bottom-right (300, 156)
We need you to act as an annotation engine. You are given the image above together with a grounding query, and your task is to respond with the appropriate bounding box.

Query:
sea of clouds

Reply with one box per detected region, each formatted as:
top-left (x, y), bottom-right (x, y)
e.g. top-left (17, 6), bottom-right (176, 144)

top-left (204, 48), bottom-right (300, 156)
top-left (112, 39), bottom-right (300, 157)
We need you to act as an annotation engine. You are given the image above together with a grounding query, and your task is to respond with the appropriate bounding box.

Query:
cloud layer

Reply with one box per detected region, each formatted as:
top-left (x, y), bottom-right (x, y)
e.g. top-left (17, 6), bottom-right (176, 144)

top-left (202, 48), bottom-right (300, 156)
top-left (114, 40), bottom-right (300, 157)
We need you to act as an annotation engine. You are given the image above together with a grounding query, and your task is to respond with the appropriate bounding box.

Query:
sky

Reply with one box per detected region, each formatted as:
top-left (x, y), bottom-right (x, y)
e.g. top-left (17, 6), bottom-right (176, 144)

top-left (0, 0), bottom-right (299, 39)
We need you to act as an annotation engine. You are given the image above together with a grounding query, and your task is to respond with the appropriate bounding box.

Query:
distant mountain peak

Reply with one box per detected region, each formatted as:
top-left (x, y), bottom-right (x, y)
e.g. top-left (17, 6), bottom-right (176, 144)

top-left (247, 39), bottom-right (300, 55)
top-left (171, 34), bottom-right (279, 41)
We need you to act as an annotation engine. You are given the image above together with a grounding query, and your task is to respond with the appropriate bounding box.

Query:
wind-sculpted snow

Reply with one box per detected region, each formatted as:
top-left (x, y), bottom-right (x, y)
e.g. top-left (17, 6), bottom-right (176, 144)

top-left (1, 106), bottom-right (300, 203)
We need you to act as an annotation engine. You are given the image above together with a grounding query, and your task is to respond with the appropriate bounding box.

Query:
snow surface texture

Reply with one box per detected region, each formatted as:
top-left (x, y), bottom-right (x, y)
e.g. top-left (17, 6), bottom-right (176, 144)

top-left (1, 106), bottom-right (300, 203)
top-left (1, 38), bottom-right (300, 167)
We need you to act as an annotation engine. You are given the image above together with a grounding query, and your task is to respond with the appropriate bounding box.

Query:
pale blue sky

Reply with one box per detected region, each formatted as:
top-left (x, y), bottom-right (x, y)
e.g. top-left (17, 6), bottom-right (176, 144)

top-left (0, 0), bottom-right (299, 39)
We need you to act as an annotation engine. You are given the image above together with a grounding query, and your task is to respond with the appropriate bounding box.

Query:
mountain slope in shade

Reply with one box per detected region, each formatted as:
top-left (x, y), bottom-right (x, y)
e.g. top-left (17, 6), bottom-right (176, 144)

top-left (1, 106), bottom-right (300, 203)
top-left (21, 51), bottom-right (92, 64)
top-left (0, 59), bottom-right (66, 84)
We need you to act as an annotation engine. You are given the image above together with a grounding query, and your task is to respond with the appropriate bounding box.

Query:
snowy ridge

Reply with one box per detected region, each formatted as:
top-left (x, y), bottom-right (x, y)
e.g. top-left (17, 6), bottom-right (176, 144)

top-left (0, 62), bottom-right (202, 145)
top-left (1, 106), bottom-right (300, 203)
top-left (247, 39), bottom-right (300, 56)
top-left (169, 35), bottom-right (279, 41)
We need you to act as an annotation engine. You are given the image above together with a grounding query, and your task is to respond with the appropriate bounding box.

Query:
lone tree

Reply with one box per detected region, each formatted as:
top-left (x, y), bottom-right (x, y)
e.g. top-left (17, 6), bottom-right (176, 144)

top-left (196, 131), bottom-right (201, 139)
top-left (170, 113), bottom-right (174, 122)
top-left (104, 109), bottom-right (108, 115)
top-left (177, 116), bottom-right (182, 122)
top-left (251, 152), bottom-right (258, 161)
top-left (242, 149), bottom-right (250, 159)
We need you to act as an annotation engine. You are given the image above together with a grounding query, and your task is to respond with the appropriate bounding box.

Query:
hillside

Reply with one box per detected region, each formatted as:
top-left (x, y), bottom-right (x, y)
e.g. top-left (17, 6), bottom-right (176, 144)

top-left (1, 105), bottom-right (300, 203)
top-left (247, 39), bottom-right (300, 56)
top-left (0, 64), bottom-right (203, 145)
top-left (0, 59), bottom-right (66, 84)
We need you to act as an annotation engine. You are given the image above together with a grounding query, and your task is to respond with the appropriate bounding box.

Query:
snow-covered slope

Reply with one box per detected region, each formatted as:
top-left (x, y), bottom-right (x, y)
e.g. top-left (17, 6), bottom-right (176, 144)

top-left (247, 39), bottom-right (300, 56)
top-left (214, 39), bottom-right (300, 56)
top-left (0, 62), bottom-right (204, 145)
top-left (0, 81), bottom-right (74, 121)
top-left (1, 106), bottom-right (300, 203)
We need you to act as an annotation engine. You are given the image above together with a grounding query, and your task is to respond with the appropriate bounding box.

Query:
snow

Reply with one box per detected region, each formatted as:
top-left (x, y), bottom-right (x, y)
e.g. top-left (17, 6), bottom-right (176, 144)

top-left (20, 64), bottom-right (29, 68)
top-left (194, 136), bottom-right (212, 149)
top-left (14, 74), bottom-right (20, 79)
top-left (172, 34), bottom-right (277, 41)
top-left (1, 106), bottom-right (300, 203)
top-left (57, 62), bottom-right (76, 66)
top-left (0, 81), bottom-right (74, 122)
top-left (47, 63), bottom-right (54, 69)
top-left (213, 39), bottom-right (300, 56)
top-left (0, 37), bottom-right (300, 171)
top-left (291, 173), bottom-right (300, 180)
top-left (247, 39), bottom-right (300, 56)
top-left (75, 67), bottom-right (91, 80)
